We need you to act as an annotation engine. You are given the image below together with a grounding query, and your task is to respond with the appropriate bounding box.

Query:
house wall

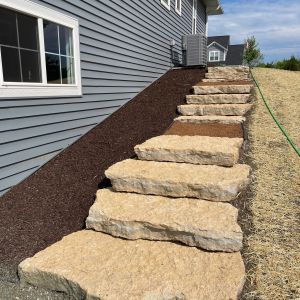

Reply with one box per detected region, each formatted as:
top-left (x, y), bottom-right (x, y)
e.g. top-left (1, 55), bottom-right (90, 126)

top-left (196, 0), bottom-right (207, 34)
top-left (0, 0), bottom-right (207, 196)
top-left (208, 44), bottom-right (226, 61)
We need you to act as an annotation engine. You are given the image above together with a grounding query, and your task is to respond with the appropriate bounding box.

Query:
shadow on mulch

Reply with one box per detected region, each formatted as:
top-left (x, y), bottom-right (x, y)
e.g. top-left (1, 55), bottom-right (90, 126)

top-left (0, 67), bottom-right (206, 281)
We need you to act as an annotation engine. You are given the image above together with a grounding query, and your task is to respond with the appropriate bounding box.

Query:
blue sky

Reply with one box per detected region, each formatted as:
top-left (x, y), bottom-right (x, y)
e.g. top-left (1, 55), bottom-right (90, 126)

top-left (208, 0), bottom-right (300, 62)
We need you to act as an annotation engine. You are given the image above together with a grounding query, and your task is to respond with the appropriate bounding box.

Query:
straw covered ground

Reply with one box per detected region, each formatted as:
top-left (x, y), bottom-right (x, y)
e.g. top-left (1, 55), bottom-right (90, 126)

top-left (242, 68), bottom-right (300, 299)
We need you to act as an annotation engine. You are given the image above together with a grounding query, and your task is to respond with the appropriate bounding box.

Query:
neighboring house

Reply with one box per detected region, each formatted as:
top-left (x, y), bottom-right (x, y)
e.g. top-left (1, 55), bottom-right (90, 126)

top-left (207, 35), bottom-right (245, 65)
top-left (0, 0), bottom-right (223, 195)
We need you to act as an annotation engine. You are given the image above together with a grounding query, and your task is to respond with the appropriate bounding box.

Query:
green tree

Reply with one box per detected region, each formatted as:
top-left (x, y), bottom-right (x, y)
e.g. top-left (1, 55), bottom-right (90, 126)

top-left (243, 36), bottom-right (263, 67)
top-left (274, 56), bottom-right (300, 71)
top-left (283, 56), bottom-right (300, 71)
top-left (256, 56), bottom-right (300, 71)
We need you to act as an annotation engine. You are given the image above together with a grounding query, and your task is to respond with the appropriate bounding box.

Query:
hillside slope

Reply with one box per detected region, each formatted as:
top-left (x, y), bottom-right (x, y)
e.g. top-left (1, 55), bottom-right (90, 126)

top-left (243, 68), bottom-right (300, 299)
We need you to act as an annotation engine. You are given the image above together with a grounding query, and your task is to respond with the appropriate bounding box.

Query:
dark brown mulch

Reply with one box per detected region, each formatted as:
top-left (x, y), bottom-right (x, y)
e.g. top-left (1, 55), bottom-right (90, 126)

top-left (0, 68), bottom-right (206, 280)
top-left (165, 121), bottom-right (244, 138)
top-left (195, 81), bottom-right (252, 86)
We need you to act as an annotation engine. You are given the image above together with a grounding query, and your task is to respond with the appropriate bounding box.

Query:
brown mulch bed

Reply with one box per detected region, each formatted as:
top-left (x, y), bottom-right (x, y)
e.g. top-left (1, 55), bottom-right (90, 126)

top-left (0, 68), bottom-right (206, 282)
top-left (165, 121), bottom-right (244, 138)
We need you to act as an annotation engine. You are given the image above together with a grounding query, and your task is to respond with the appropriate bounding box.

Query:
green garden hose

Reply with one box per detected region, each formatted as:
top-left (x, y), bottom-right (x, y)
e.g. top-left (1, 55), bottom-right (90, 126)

top-left (250, 68), bottom-right (300, 157)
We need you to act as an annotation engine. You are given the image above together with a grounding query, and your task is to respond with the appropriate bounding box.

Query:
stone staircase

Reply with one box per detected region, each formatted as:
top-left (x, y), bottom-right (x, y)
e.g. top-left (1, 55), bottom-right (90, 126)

top-left (177, 66), bottom-right (253, 123)
top-left (178, 84), bottom-right (252, 118)
top-left (18, 67), bottom-right (253, 300)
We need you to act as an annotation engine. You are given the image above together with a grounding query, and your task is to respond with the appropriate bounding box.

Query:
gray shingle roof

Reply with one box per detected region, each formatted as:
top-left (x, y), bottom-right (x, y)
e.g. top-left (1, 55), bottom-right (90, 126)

top-left (207, 35), bottom-right (230, 49)
top-left (226, 44), bottom-right (245, 65)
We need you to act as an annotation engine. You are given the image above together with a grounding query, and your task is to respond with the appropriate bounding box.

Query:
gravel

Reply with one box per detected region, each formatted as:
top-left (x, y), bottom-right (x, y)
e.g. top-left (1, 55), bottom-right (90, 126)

top-left (0, 280), bottom-right (66, 300)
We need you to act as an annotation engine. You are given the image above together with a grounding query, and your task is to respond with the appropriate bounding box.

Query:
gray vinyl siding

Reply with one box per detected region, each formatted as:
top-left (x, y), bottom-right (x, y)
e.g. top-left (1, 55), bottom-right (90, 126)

top-left (208, 44), bottom-right (226, 61)
top-left (0, 0), bottom-right (207, 195)
top-left (196, 0), bottom-right (207, 34)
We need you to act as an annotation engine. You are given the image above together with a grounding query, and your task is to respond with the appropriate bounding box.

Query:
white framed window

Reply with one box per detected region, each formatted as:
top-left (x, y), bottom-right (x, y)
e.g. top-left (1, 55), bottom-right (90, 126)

top-left (0, 0), bottom-right (81, 98)
top-left (161, 0), bottom-right (171, 10)
top-left (175, 0), bottom-right (182, 15)
top-left (209, 51), bottom-right (220, 62)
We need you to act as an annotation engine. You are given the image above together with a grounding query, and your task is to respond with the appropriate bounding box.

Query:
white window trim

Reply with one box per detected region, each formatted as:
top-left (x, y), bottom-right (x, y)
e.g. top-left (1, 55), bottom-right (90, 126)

top-left (161, 0), bottom-right (171, 11)
top-left (205, 13), bottom-right (208, 37)
top-left (209, 51), bottom-right (221, 62)
top-left (0, 0), bottom-right (82, 98)
top-left (175, 0), bottom-right (182, 15)
top-left (224, 49), bottom-right (228, 61)
top-left (192, 0), bottom-right (197, 34)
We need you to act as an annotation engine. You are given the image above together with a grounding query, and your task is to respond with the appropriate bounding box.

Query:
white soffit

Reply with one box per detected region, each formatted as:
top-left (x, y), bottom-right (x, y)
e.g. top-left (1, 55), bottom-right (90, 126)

top-left (203, 0), bottom-right (224, 15)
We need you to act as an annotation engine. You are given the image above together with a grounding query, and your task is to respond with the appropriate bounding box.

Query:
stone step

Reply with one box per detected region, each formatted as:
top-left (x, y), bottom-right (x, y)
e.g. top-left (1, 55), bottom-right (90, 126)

top-left (186, 94), bottom-right (250, 104)
top-left (205, 73), bottom-right (250, 81)
top-left (86, 189), bottom-right (243, 252)
top-left (175, 115), bottom-right (246, 125)
top-left (193, 84), bottom-right (253, 95)
top-left (178, 104), bottom-right (253, 116)
top-left (202, 78), bottom-right (252, 83)
top-left (207, 66), bottom-right (250, 81)
top-left (19, 230), bottom-right (246, 300)
top-left (208, 66), bottom-right (250, 74)
top-left (105, 159), bottom-right (251, 201)
top-left (202, 78), bottom-right (229, 82)
top-left (134, 135), bottom-right (243, 166)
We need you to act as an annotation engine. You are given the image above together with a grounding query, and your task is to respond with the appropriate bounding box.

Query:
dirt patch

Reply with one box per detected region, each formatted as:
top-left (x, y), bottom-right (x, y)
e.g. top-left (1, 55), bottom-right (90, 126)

top-left (165, 121), bottom-right (244, 138)
top-left (0, 68), bottom-right (206, 284)
top-left (240, 68), bottom-right (300, 299)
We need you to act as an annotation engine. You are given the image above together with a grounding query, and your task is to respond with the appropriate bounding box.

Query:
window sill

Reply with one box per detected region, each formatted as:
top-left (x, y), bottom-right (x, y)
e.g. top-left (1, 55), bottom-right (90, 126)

top-left (0, 84), bottom-right (82, 98)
